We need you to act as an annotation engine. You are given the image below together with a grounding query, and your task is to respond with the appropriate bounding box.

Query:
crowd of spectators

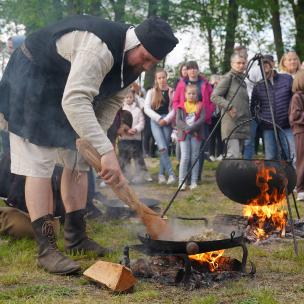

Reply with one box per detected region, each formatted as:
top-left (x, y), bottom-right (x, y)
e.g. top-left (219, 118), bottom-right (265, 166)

top-left (1, 41), bottom-right (304, 198)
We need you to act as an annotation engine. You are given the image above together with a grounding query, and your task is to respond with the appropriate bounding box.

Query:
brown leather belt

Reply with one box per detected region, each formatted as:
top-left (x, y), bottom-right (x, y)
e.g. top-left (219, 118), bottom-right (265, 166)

top-left (21, 43), bottom-right (33, 61)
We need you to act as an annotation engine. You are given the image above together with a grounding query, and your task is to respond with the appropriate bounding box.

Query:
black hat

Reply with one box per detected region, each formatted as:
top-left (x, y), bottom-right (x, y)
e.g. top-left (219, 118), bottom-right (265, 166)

top-left (135, 17), bottom-right (178, 60)
top-left (262, 54), bottom-right (274, 63)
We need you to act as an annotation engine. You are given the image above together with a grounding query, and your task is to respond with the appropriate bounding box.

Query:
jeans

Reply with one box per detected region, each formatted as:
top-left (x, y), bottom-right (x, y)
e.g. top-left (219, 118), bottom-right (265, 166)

top-left (150, 118), bottom-right (174, 176)
top-left (179, 135), bottom-right (201, 184)
top-left (263, 128), bottom-right (296, 166)
top-left (243, 120), bottom-right (258, 159)
top-left (198, 124), bottom-right (209, 181)
top-left (209, 115), bottom-right (223, 157)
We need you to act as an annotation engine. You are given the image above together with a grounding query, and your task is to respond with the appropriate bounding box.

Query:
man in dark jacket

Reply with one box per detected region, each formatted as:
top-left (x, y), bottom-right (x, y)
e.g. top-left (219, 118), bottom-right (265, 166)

top-left (0, 15), bottom-right (178, 275)
top-left (251, 57), bottom-right (295, 163)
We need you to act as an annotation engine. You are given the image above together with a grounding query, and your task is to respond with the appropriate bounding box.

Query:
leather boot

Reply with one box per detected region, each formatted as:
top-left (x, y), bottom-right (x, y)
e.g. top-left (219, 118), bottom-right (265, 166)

top-left (64, 209), bottom-right (109, 256)
top-left (32, 215), bottom-right (80, 275)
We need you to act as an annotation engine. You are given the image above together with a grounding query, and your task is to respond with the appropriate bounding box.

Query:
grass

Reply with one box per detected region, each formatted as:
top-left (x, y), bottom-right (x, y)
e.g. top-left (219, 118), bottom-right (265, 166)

top-left (1, 159), bottom-right (304, 303)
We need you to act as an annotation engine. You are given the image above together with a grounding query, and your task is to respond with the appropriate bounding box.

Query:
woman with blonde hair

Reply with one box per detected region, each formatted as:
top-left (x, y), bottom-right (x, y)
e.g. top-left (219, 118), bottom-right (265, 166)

top-left (144, 69), bottom-right (176, 184)
top-left (279, 51), bottom-right (301, 78)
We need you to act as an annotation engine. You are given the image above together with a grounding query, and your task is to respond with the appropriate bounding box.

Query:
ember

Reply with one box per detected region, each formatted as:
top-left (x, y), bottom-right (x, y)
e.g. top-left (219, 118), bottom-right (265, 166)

top-left (244, 162), bottom-right (288, 241)
top-left (188, 250), bottom-right (225, 272)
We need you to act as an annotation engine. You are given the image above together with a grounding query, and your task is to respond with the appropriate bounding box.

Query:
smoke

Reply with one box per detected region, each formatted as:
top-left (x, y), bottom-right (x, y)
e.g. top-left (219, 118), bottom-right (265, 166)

top-left (165, 218), bottom-right (224, 242)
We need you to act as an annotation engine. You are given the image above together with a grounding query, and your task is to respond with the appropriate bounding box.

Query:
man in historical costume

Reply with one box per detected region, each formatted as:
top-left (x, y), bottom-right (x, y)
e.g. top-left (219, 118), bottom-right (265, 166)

top-left (0, 15), bottom-right (178, 275)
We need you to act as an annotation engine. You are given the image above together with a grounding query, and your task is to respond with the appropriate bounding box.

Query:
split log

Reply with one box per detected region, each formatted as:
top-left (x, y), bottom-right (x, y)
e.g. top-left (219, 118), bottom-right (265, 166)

top-left (83, 261), bottom-right (137, 292)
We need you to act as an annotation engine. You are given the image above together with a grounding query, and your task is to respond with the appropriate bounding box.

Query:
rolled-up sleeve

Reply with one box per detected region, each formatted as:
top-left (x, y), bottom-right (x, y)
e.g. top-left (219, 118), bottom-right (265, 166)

top-left (57, 31), bottom-right (115, 155)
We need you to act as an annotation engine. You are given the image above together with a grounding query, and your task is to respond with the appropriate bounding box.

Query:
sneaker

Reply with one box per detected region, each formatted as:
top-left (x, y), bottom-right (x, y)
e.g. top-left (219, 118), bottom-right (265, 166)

top-left (297, 192), bottom-right (304, 201)
top-left (167, 175), bottom-right (176, 185)
top-left (216, 154), bottom-right (223, 161)
top-left (158, 175), bottom-right (166, 184)
top-left (178, 183), bottom-right (186, 191)
top-left (190, 183), bottom-right (198, 190)
top-left (209, 155), bottom-right (216, 162)
top-left (99, 181), bottom-right (106, 188)
top-left (144, 172), bottom-right (153, 182)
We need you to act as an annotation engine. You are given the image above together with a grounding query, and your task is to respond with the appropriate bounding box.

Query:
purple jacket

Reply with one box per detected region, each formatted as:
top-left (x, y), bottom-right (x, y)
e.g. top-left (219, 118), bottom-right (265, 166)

top-left (251, 72), bottom-right (293, 129)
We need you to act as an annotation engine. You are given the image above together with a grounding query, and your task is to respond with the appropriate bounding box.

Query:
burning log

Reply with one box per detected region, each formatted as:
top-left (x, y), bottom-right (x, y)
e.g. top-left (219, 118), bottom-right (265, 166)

top-left (131, 256), bottom-right (185, 285)
top-left (130, 254), bottom-right (249, 290)
top-left (243, 162), bottom-right (288, 242)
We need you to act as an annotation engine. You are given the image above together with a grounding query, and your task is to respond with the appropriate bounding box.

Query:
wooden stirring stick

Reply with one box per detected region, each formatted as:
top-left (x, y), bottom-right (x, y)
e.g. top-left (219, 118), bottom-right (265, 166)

top-left (76, 139), bottom-right (172, 240)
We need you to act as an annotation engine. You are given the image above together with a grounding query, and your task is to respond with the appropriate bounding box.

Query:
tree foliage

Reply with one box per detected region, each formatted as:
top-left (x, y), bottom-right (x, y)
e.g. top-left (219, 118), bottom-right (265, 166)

top-left (0, 0), bottom-right (301, 75)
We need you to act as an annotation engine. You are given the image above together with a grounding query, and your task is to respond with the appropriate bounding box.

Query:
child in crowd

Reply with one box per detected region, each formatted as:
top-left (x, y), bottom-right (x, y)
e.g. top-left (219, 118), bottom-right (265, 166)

top-left (144, 68), bottom-right (176, 184)
top-left (176, 84), bottom-right (205, 190)
top-left (130, 82), bottom-right (146, 109)
top-left (119, 89), bottom-right (152, 183)
top-left (289, 70), bottom-right (304, 201)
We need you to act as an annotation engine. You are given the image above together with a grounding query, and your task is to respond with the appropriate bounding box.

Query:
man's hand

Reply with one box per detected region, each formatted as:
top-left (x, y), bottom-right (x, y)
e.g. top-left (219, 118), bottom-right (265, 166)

top-left (128, 128), bottom-right (137, 135)
top-left (98, 150), bottom-right (125, 187)
top-left (159, 118), bottom-right (167, 127)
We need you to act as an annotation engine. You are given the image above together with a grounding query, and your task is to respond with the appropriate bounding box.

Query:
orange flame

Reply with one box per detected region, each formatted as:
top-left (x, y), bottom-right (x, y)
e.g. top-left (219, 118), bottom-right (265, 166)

top-left (189, 250), bottom-right (225, 272)
top-left (243, 162), bottom-right (287, 239)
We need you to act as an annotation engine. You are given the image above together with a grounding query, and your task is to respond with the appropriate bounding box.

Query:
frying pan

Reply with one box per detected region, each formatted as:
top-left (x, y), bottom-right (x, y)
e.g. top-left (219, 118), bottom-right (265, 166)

top-left (137, 231), bottom-right (245, 255)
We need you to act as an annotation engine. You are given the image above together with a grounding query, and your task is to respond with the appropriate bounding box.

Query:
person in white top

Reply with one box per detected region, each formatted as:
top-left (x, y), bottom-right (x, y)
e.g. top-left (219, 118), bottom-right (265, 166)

top-left (0, 15), bottom-right (178, 275)
top-left (144, 69), bottom-right (176, 184)
top-left (118, 89), bottom-right (152, 183)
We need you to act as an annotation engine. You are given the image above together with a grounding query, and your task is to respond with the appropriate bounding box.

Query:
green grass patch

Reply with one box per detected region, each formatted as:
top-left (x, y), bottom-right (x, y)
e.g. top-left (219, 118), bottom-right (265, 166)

top-left (191, 295), bottom-right (219, 304)
top-left (0, 285), bottom-right (76, 302)
top-left (238, 288), bottom-right (278, 304)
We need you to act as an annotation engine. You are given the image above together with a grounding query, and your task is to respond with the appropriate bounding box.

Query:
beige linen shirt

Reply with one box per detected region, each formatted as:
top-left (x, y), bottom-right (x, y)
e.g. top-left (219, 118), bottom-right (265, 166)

top-left (56, 28), bottom-right (139, 155)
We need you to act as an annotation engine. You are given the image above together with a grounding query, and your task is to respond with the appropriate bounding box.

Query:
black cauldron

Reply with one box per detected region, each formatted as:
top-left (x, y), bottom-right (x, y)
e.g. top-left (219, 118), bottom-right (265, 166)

top-left (216, 159), bottom-right (296, 204)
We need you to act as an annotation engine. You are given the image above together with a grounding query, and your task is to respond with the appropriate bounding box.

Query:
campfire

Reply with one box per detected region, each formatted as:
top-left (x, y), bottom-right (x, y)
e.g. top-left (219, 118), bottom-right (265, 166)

top-left (243, 162), bottom-right (288, 242)
top-left (125, 231), bottom-right (255, 289)
top-left (188, 250), bottom-right (225, 272)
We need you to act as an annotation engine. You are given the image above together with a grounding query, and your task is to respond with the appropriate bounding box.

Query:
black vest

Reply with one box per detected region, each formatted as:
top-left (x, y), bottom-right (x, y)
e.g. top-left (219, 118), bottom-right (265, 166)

top-left (6, 15), bottom-right (139, 148)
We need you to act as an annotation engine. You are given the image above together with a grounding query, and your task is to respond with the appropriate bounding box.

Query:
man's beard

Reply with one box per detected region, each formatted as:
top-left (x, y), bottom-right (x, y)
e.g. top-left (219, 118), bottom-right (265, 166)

top-left (123, 56), bottom-right (143, 83)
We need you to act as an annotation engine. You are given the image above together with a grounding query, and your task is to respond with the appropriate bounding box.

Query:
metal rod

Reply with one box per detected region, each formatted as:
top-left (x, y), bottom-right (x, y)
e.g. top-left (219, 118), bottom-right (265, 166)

top-left (291, 191), bottom-right (300, 220)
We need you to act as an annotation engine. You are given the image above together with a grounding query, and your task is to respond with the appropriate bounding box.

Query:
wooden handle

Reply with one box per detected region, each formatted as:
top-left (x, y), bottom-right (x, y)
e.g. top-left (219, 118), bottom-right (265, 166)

top-left (76, 139), bottom-right (171, 239)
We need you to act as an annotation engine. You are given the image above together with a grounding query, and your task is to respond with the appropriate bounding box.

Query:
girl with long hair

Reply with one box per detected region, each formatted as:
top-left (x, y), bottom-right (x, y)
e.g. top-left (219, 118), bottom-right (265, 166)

top-left (144, 69), bottom-right (176, 184)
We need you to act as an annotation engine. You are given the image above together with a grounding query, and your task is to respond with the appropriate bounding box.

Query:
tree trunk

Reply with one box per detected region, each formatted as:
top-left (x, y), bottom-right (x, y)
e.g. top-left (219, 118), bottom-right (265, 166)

top-left (111, 0), bottom-right (126, 22)
top-left (66, 0), bottom-right (83, 15)
top-left (52, 0), bottom-right (63, 20)
top-left (148, 0), bottom-right (158, 17)
top-left (160, 0), bottom-right (169, 21)
top-left (88, 0), bottom-right (101, 16)
top-left (207, 27), bottom-right (217, 74)
top-left (291, 0), bottom-right (304, 60)
top-left (144, 0), bottom-right (159, 91)
top-left (222, 0), bottom-right (239, 73)
top-left (268, 0), bottom-right (284, 61)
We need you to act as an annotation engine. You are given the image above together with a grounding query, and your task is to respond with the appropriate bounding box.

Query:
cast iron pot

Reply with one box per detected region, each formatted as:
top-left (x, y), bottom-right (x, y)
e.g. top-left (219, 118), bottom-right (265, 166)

top-left (216, 159), bottom-right (296, 204)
